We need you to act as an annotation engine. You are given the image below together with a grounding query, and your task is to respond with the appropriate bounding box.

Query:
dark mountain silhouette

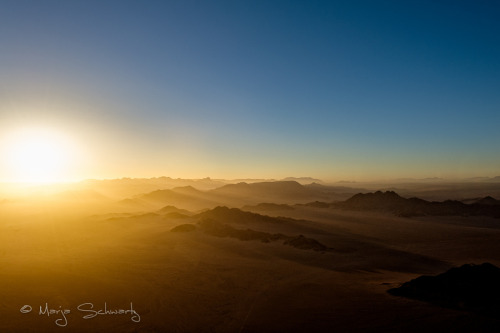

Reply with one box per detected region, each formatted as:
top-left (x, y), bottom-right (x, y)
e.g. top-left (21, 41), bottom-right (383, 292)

top-left (189, 206), bottom-right (331, 251)
top-left (80, 176), bottom-right (226, 198)
top-left (185, 207), bottom-right (450, 264)
top-left (388, 263), bottom-right (500, 317)
top-left (167, 186), bottom-right (203, 196)
top-left (195, 206), bottom-right (288, 225)
top-left (211, 181), bottom-right (310, 198)
top-left (125, 181), bottom-right (350, 210)
top-left (123, 187), bottom-right (220, 210)
top-left (299, 201), bottom-right (331, 208)
top-left (196, 218), bottom-right (328, 252)
top-left (209, 181), bottom-right (346, 203)
top-left (157, 205), bottom-right (192, 215)
top-left (461, 196), bottom-right (500, 205)
top-left (333, 191), bottom-right (500, 218)
top-left (475, 196), bottom-right (500, 206)
top-left (341, 191), bottom-right (407, 210)
top-left (195, 206), bottom-right (337, 240)
top-left (142, 186), bottom-right (206, 201)
top-left (198, 218), bottom-right (278, 241)
top-left (241, 203), bottom-right (294, 212)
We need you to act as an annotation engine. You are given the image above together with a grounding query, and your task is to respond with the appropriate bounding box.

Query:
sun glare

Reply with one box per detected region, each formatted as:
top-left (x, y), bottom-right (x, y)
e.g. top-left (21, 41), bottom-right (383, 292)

top-left (2, 128), bottom-right (76, 183)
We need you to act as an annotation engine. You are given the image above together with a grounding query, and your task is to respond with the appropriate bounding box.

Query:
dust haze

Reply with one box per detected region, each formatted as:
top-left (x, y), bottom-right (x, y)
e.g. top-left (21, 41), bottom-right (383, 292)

top-left (1, 177), bottom-right (500, 332)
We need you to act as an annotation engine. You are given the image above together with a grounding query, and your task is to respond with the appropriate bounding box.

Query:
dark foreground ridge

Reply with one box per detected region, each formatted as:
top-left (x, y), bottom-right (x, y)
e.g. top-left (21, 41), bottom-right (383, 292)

top-left (171, 206), bottom-right (330, 252)
top-left (332, 191), bottom-right (500, 218)
top-left (388, 263), bottom-right (500, 317)
top-left (198, 218), bottom-right (328, 252)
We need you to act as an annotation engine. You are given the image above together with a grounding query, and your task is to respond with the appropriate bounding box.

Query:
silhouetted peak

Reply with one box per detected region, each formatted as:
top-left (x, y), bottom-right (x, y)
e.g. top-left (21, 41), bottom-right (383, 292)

top-left (211, 181), bottom-right (309, 198)
top-left (446, 262), bottom-right (500, 277)
top-left (346, 191), bottom-right (404, 204)
top-left (302, 201), bottom-right (330, 208)
top-left (211, 182), bottom-right (250, 192)
top-left (337, 191), bottom-right (500, 218)
top-left (171, 186), bottom-right (202, 193)
top-left (197, 206), bottom-right (284, 225)
top-left (476, 196), bottom-right (500, 205)
top-left (158, 205), bottom-right (180, 213)
top-left (388, 263), bottom-right (500, 316)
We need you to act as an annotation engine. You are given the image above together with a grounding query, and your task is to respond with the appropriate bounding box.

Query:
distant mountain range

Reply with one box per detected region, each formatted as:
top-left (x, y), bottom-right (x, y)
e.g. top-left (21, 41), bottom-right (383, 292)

top-left (121, 186), bottom-right (220, 210)
top-left (79, 177), bottom-right (227, 198)
top-left (122, 181), bottom-right (357, 210)
top-left (119, 180), bottom-right (500, 218)
top-left (12, 176), bottom-right (498, 208)
top-left (280, 177), bottom-right (323, 184)
top-left (331, 191), bottom-right (500, 218)
top-left (209, 181), bottom-right (326, 201)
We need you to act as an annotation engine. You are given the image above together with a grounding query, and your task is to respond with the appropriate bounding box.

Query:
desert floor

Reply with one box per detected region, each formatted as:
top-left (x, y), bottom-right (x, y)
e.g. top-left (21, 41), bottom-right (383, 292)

top-left (1, 198), bottom-right (500, 332)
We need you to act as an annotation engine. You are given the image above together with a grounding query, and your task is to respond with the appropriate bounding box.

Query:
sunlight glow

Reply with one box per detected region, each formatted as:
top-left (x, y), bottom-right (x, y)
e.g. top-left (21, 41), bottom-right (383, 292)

top-left (2, 128), bottom-right (77, 183)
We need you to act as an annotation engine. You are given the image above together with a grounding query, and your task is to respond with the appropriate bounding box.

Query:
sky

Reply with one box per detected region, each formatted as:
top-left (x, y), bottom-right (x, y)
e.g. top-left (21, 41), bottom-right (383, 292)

top-left (0, 0), bottom-right (499, 182)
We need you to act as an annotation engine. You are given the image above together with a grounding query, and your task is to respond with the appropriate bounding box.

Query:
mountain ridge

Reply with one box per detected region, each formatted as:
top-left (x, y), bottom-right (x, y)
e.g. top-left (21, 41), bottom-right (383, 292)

top-left (332, 191), bottom-right (500, 218)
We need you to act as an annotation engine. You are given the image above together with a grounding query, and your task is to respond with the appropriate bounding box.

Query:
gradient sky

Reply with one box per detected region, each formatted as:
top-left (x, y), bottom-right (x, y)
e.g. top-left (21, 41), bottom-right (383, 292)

top-left (0, 0), bottom-right (499, 181)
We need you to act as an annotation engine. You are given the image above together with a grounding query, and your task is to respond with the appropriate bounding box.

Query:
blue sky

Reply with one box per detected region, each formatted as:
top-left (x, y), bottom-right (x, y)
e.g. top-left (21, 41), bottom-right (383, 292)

top-left (0, 1), bottom-right (499, 181)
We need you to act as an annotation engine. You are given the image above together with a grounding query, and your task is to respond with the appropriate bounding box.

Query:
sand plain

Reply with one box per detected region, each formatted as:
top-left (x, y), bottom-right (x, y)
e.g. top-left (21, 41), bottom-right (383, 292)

top-left (1, 181), bottom-right (499, 332)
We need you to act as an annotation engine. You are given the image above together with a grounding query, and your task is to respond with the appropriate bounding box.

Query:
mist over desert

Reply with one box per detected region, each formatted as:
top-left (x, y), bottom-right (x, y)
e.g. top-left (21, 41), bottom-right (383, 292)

top-left (1, 177), bottom-right (500, 332)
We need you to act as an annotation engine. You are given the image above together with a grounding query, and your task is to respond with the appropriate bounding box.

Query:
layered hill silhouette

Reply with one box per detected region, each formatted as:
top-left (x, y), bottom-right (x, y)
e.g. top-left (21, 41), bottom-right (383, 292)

top-left (475, 196), bottom-right (500, 205)
top-left (194, 206), bottom-right (292, 225)
top-left (193, 206), bottom-right (330, 235)
top-left (197, 207), bottom-right (333, 251)
top-left (120, 184), bottom-right (500, 219)
top-left (209, 181), bottom-right (350, 203)
top-left (120, 186), bottom-right (220, 210)
top-left (388, 263), bottom-right (500, 317)
top-left (168, 206), bottom-right (449, 272)
top-left (122, 181), bottom-right (356, 210)
top-left (79, 177), bottom-right (227, 198)
top-left (241, 203), bottom-right (295, 212)
top-left (157, 205), bottom-right (192, 215)
top-left (197, 219), bottom-right (329, 251)
top-left (280, 177), bottom-right (323, 184)
top-left (169, 206), bottom-right (330, 252)
top-left (331, 191), bottom-right (500, 218)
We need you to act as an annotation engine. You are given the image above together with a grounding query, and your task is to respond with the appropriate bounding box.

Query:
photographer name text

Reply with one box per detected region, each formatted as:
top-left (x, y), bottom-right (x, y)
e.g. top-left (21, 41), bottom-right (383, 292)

top-left (20, 302), bottom-right (141, 327)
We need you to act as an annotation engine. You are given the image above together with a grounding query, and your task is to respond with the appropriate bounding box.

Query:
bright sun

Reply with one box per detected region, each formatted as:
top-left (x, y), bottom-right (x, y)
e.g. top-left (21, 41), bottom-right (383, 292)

top-left (2, 128), bottom-right (75, 183)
